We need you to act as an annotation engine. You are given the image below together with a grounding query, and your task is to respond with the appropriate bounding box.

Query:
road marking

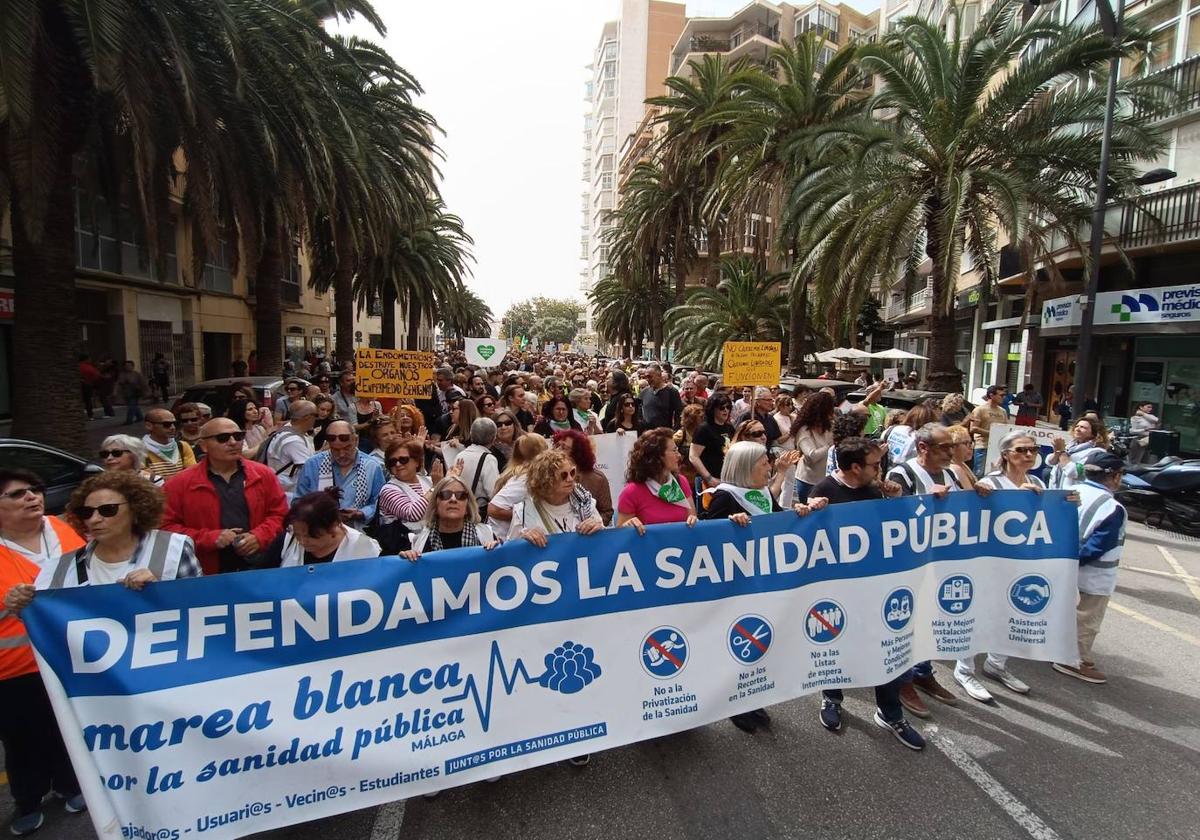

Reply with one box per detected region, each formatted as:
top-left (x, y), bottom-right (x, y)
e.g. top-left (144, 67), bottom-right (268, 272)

top-left (1125, 565), bottom-right (1200, 585)
top-left (370, 800), bottom-right (406, 840)
top-left (1110, 601), bottom-right (1200, 648)
top-left (925, 725), bottom-right (1062, 840)
top-left (1156, 545), bottom-right (1200, 607)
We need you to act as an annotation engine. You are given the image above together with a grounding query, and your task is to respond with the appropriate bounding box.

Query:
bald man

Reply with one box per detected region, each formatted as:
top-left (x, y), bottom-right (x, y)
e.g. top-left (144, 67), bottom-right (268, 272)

top-left (160, 417), bottom-right (287, 574)
top-left (142, 408), bottom-right (196, 480)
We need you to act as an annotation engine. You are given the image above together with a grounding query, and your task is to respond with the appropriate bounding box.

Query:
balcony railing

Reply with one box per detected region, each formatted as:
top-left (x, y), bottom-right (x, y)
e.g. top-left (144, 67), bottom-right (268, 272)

top-left (1118, 181), bottom-right (1200, 249)
top-left (688, 35), bottom-right (731, 53)
top-left (1133, 54), bottom-right (1200, 122)
top-left (883, 285), bottom-right (931, 321)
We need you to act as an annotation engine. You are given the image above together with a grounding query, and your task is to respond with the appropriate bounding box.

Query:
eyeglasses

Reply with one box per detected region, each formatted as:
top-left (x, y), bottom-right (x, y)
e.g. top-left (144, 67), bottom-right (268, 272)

top-left (437, 490), bottom-right (469, 502)
top-left (864, 459), bottom-right (883, 469)
top-left (149, 419), bottom-right (177, 428)
top-left (72, 502), bottom-right (126, 519)
top-left (924, 442), bottom-right (956, 450)
top-left (327, 434), bottom-right (354, 443)
top-left (1011, 446), bottom-right (1039, 455)
top-left (202, 431), bottom-right (246, 443)
top-left (495, 419), bottom-right (515, 428)
top-left (2, 485), bottom-right (44, 500)
top-left (387, 456), bottom-right (412, 467)
top-left (178, 416), bottom-right (199, 423)
top-left (482, 402), bottom-right (495, 408)
top-left (558, 468), bottom-right (578, 481)
top-left (744, 430), bottom-right (766, 439)
top-left (98, 449), bottom-right (129, 459)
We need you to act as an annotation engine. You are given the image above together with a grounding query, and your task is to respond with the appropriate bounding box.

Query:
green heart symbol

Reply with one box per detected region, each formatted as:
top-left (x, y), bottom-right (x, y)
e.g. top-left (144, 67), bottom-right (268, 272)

top-left (745, 490), bottom-right (772, 513)
top-left (477, 344), bottom-right (496, 360)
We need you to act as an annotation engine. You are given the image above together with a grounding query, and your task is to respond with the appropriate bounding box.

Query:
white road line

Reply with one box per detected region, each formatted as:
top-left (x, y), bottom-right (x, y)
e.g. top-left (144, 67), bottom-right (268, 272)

top-left (1109, 601), bottom-right (1200, 647)
top-left (369, 800), bottom-right (406, 840)
top-left (1156, 545), bottom-right (1200, 607)
top-left (1125, 565), bottom-right (1200, 585)
top-left (926, 725), bottom-right (1062, 840)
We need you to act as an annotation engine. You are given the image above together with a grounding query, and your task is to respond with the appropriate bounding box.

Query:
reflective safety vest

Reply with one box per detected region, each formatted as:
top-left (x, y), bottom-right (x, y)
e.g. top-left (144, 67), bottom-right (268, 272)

top-left (0, 517), bottom-right (85, 680)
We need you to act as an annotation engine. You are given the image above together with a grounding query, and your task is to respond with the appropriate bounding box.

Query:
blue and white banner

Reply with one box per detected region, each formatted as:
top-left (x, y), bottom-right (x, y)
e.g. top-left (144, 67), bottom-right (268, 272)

top-left (24, 491), bottom-right (1080, 840)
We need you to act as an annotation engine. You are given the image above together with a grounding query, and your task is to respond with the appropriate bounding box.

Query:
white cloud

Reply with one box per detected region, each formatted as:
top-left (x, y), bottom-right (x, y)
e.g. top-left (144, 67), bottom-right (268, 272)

top-left (338, 0), bottom-right (880, 319)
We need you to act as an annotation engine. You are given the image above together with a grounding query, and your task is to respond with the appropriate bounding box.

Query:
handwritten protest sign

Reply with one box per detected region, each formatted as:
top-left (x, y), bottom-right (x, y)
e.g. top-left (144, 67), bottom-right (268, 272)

top-left (355, 348), bottom-right (434, 400)
top-left (722, 342), bottom-right (781, 387)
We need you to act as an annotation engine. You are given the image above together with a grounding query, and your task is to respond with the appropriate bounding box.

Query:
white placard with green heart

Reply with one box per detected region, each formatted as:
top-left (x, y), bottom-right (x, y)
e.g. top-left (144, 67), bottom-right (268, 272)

top-left (465, 337), bottom-right (507, 368)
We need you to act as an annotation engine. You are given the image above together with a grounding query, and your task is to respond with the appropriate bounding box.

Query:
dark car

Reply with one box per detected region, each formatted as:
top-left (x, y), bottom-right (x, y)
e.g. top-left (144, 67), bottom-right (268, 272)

top-left (844, 388), bottom-right (974, 412)
top-left (779, 377), bottom-right (859, 404)
top-left (0, 439), bottom-right (104, 514)
top-left (170, 376), bottom-right (310, 419)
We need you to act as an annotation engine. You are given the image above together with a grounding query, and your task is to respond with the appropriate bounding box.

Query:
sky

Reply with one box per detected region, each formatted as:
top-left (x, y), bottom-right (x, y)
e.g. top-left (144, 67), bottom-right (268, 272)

top-left (338, 0), bottom-right (881, 325)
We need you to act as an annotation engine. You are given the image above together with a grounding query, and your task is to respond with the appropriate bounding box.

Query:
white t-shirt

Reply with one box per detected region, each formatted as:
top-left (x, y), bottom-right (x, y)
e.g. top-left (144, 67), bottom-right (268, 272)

top-left (488, 475), bottom-right (529, 541)
top-left (86, 558), bottom-right (129, 586)
top-left (510, 496), bottom-right (599, 540)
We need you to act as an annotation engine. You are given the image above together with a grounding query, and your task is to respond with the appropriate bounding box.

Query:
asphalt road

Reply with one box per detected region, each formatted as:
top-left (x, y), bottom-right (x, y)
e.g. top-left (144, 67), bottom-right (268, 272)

top-left (7, 522), bottom-right (1200, 840)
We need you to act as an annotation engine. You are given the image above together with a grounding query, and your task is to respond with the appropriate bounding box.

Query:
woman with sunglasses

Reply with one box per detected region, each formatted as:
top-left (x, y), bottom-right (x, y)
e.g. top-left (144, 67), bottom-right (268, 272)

top-left (603, 394), bottom-right (643, 436)
top-left (0, 470), bottom-right (88, 834)
top-left (552, 429), bottom-right (612, 526)
top-left (475, 395), bottom-right (498, 418)
top-left (599, 369), bottom-right (634, 427)
top-left (491, 408), bottom-right (523, 471)
top-left (487, 435), bottom-right (550, 541)
top-left (689, 394), bottom-right (736, 493)
top-left (259, 488), bottom-right (381, 567)
top-left (732, 419), bottom-right (768, 445)
top-left (98, 434), bottom-right (164, 486)
top-left (945, 424), bottom-right (978, 491)
top-left (509, 449), bottom-right (603, 546)
top-left (534, 396), bottom-right (582, 438)
top-left (950, 431), bottom-right (1046, 701)
top-left (401, 476), bottom-right (500, 559)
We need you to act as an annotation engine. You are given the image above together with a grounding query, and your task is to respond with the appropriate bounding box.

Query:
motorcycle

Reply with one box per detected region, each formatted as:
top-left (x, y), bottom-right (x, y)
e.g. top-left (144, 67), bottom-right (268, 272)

top-left (1116, 456), bottom-right (1200, 535)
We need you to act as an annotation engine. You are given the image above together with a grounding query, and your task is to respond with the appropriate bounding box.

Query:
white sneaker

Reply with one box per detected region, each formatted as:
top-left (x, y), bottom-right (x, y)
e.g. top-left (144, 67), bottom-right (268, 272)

top-left (953, 669), bottom-right (994, 703)
top-left (982, 662), bottom-right (1030, 694)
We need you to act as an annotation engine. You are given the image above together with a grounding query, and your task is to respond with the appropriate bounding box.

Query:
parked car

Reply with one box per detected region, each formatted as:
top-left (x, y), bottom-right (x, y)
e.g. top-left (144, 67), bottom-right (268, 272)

top-left (844, 388), bottom-right (974, 413)
top-left (170, 376), bottom-right (310, 419)
top-left (779, 377), bottom-right (859, 404)
top-left (0, 439), bottom-right (103, 514)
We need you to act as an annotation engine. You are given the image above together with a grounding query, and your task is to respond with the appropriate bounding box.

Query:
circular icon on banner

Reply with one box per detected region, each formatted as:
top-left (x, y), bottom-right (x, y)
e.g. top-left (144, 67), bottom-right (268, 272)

top-left (641, 626), bottom-right (688, 679)
top-left (1009, 574), bottom-right (1052, 615)
top-left (804, 599), bottom-right (846, 645)
top-left (728, 614), bottom-right (773, 663)
top-left (937, 574), bottom-right (974, 615)
top-left (882, 587), bottom-right (915, 632)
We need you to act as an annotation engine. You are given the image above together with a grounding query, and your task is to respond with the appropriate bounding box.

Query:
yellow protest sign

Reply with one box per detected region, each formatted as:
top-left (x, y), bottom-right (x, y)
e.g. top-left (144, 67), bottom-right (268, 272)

top-left (354, 348), bottom-right (434, 400)
top-left (722, 341), bottom-right (781, 387)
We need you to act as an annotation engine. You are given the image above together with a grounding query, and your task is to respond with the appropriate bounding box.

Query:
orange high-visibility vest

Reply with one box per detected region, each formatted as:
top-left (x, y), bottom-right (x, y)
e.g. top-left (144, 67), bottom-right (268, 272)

top-left (0, 517), bottom-right (85, 680)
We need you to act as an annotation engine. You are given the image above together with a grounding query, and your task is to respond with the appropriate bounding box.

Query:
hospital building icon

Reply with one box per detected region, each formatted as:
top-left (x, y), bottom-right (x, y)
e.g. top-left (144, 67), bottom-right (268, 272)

top-left (942, 579), bottom-right (971, 601)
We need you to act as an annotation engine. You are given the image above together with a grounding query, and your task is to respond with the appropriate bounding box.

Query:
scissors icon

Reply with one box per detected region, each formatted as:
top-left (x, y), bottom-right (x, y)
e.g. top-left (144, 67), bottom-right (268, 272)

top-left (732, 623), bottom-right (769, 659)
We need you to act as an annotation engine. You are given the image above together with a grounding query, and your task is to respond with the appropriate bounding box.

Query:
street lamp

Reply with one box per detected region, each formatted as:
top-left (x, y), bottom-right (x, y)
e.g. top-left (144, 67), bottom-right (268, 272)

top-left (1068, 0), bottom-right (1177, 412)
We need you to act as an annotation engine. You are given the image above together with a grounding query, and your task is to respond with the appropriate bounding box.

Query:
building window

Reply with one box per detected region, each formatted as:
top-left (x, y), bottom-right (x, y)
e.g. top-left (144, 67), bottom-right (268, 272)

top-left (816, 46), bottom-right (835, 70)
top-left (603, 60), bottom-right (616, 79)
top-left (75, 186), bottom-right (177, 283)
top-left (604, 42), bottom-right (617, 61)
top-left (282, 246), bottom-right (301, 305)
top-left (599, 172), bottom-right (613, 190)
top-left (200, 236), bottom-right (233, 294)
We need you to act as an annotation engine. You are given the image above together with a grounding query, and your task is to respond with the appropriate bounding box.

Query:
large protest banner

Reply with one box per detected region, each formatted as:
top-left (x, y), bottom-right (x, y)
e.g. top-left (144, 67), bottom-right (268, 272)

top-left (355, 349), bottom-right (434, 400)
top-left (25, 491), bottom-right (1078, 840)
top-left (721, 341), bottom-right (781, 386)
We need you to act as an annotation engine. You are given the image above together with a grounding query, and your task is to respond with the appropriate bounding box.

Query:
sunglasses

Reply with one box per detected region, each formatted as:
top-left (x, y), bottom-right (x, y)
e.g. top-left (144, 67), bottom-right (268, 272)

top-left (558, 468), bottom-right (578, 481)
top-left (2, 485), bottom-right (44, 500)
top-left (495, 419), bottom-right (515, 428)
top-left (72, 502), bottom-right (126, 519)
top-left (202, 431), bottom-right (246, 443)
top-left (1011, 446), bottom-right (1039, 455)
top-left (149, 419), bottom-right (177, 427)
top-left (98, 449), bottom-right (129, 459)
top-left (437, 490), bottom-right (469, 501)
top-left (387, 456), bottom-right (412, 467)
top-left (482, 402), bottom-right (495, 408)
top-left (178, 416), bottom-right (199, 423)
top-left (327, 433), bottom-right (354, 443)
top-left (744, 430), bottom-right (766, 439)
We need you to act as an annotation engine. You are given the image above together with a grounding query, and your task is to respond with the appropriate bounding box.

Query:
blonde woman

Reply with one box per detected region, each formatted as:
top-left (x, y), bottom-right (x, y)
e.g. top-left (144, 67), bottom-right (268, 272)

top-left (486, 434), bottom-right (549, 540)
top-left (401, 475), bottom-right (500, 558)
top-left (509, 448), bottom-right (603, 546)
top-left (940, 393), bottom-right (968, 425)
top-left (945, 424), bottom-right (977, 490)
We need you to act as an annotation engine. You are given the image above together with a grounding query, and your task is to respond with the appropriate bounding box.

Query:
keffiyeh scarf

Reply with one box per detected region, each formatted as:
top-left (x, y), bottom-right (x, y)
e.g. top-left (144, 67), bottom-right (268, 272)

top-left (426, 520), bottom-right (480, 552)
top-left (318, 452), bottom-right (372, 510)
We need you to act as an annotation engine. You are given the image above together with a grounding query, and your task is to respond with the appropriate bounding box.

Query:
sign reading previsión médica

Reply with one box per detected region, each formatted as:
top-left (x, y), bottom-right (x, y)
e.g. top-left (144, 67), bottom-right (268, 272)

top-left (1044, 283), bottom-right (1200, 329)
top-left (24, 491), bottom-right (1079, 840)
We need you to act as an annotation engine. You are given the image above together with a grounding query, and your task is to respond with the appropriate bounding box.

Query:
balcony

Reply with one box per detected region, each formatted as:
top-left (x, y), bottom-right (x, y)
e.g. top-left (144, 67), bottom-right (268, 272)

top-left (1118, 181), bottom-right (1200, 249)
top-left (1133, 54), bottom-right (1200, 123)
top-left (883, 284), bottom-right (931, 322)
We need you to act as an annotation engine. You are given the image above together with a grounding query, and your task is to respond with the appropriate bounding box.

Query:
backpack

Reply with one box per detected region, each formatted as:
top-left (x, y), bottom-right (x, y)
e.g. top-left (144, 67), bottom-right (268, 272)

top-left (256, 427), bottom-right (300, 474)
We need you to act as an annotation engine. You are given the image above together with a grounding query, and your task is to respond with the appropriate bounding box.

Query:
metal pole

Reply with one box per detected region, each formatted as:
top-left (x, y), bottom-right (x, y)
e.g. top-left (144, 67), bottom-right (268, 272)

top-left (1073, 0), bottom-right (1123, 411)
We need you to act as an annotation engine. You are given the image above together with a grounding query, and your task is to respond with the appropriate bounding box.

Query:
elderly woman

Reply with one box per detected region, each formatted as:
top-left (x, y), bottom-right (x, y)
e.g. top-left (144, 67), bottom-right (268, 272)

top-left (378, 439), bottom-right (435, 532)
top-left (0, 467), bottom-right (89, 834)
top-left (455, 418), bottom-right (502, 513)
top-left (509, 449), bottom-right (604, 546)
top-left (618, 427), bottom-right (698, 531)
top-left (401, 475), bottom-right (500, 557)
top-left (553, 429), bottom-right (613, 526)
top-left (259, 489), bottom-right (381, 566)
top-left (945, 424), bottom-right (978, 490)
top-left (491, 407), bottom-right (523, 471)
top-left (487, 434), bottom-right (549, 541)
top-left (1047, 417), bottom-right (1105, 489)
top-left (534, 396), bottom-right (582, 437)
top-left (700, 442), bottom-right (825, 733)
top-left (98, 433), bottom-right (163, 486)
top-left (569, 388), bottom-right (602, 434)
top-left (951, 430), bottom-right (1046, 701)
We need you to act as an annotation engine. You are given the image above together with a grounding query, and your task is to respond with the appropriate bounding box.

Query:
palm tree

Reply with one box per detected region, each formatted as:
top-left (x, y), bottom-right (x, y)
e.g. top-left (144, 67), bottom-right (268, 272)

top-left (665, 258), bottom-right (787, 370)
top-left (440, 287), bottom-right (493, 350)
top-left (788, 0), bottom-right (1168, 391)
top-left (589, 271), bottom-right (672, 358)
top-left (712, 34), bottom-right (870, 372)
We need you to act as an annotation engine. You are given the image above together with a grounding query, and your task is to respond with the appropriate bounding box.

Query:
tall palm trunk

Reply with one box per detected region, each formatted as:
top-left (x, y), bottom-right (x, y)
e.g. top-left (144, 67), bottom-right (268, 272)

top-left (11, 160), bottom-right (85, 452)
top-left (333, 222), bottom-right (355, 363)
top-left (786, 271), bottom-right (809, 375)
top-left (706, 224), bottom-right (721, 287)
top-left (381, 283), bottom-right (397, 349)
top-left (924, 223), bottom-right (961, 393)
top-left (254, 216), bottom-right (284, 376)
top-left (405, 297), bottom-right (422, 351)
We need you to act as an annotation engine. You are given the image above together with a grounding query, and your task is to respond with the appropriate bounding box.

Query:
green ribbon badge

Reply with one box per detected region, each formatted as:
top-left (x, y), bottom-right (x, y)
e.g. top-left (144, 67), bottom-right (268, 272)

top-left (476, 344), bottom-right (496, 360)
top-left (744, 489), bottom-right (772, 513)
top-left (657, 479), bottom-right (686, 503)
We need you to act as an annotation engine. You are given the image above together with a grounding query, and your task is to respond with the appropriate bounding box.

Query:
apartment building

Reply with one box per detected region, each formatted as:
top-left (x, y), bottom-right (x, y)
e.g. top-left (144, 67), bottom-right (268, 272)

top-left (582, 1), bottom-right (687, 340)
top-left (873, 0), bottom-right (1200, 452)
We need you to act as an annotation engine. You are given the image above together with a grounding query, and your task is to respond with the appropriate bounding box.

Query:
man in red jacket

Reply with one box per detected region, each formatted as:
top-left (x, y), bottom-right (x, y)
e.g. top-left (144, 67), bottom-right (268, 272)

top-left (162, 417), bottom-right (287, 574)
